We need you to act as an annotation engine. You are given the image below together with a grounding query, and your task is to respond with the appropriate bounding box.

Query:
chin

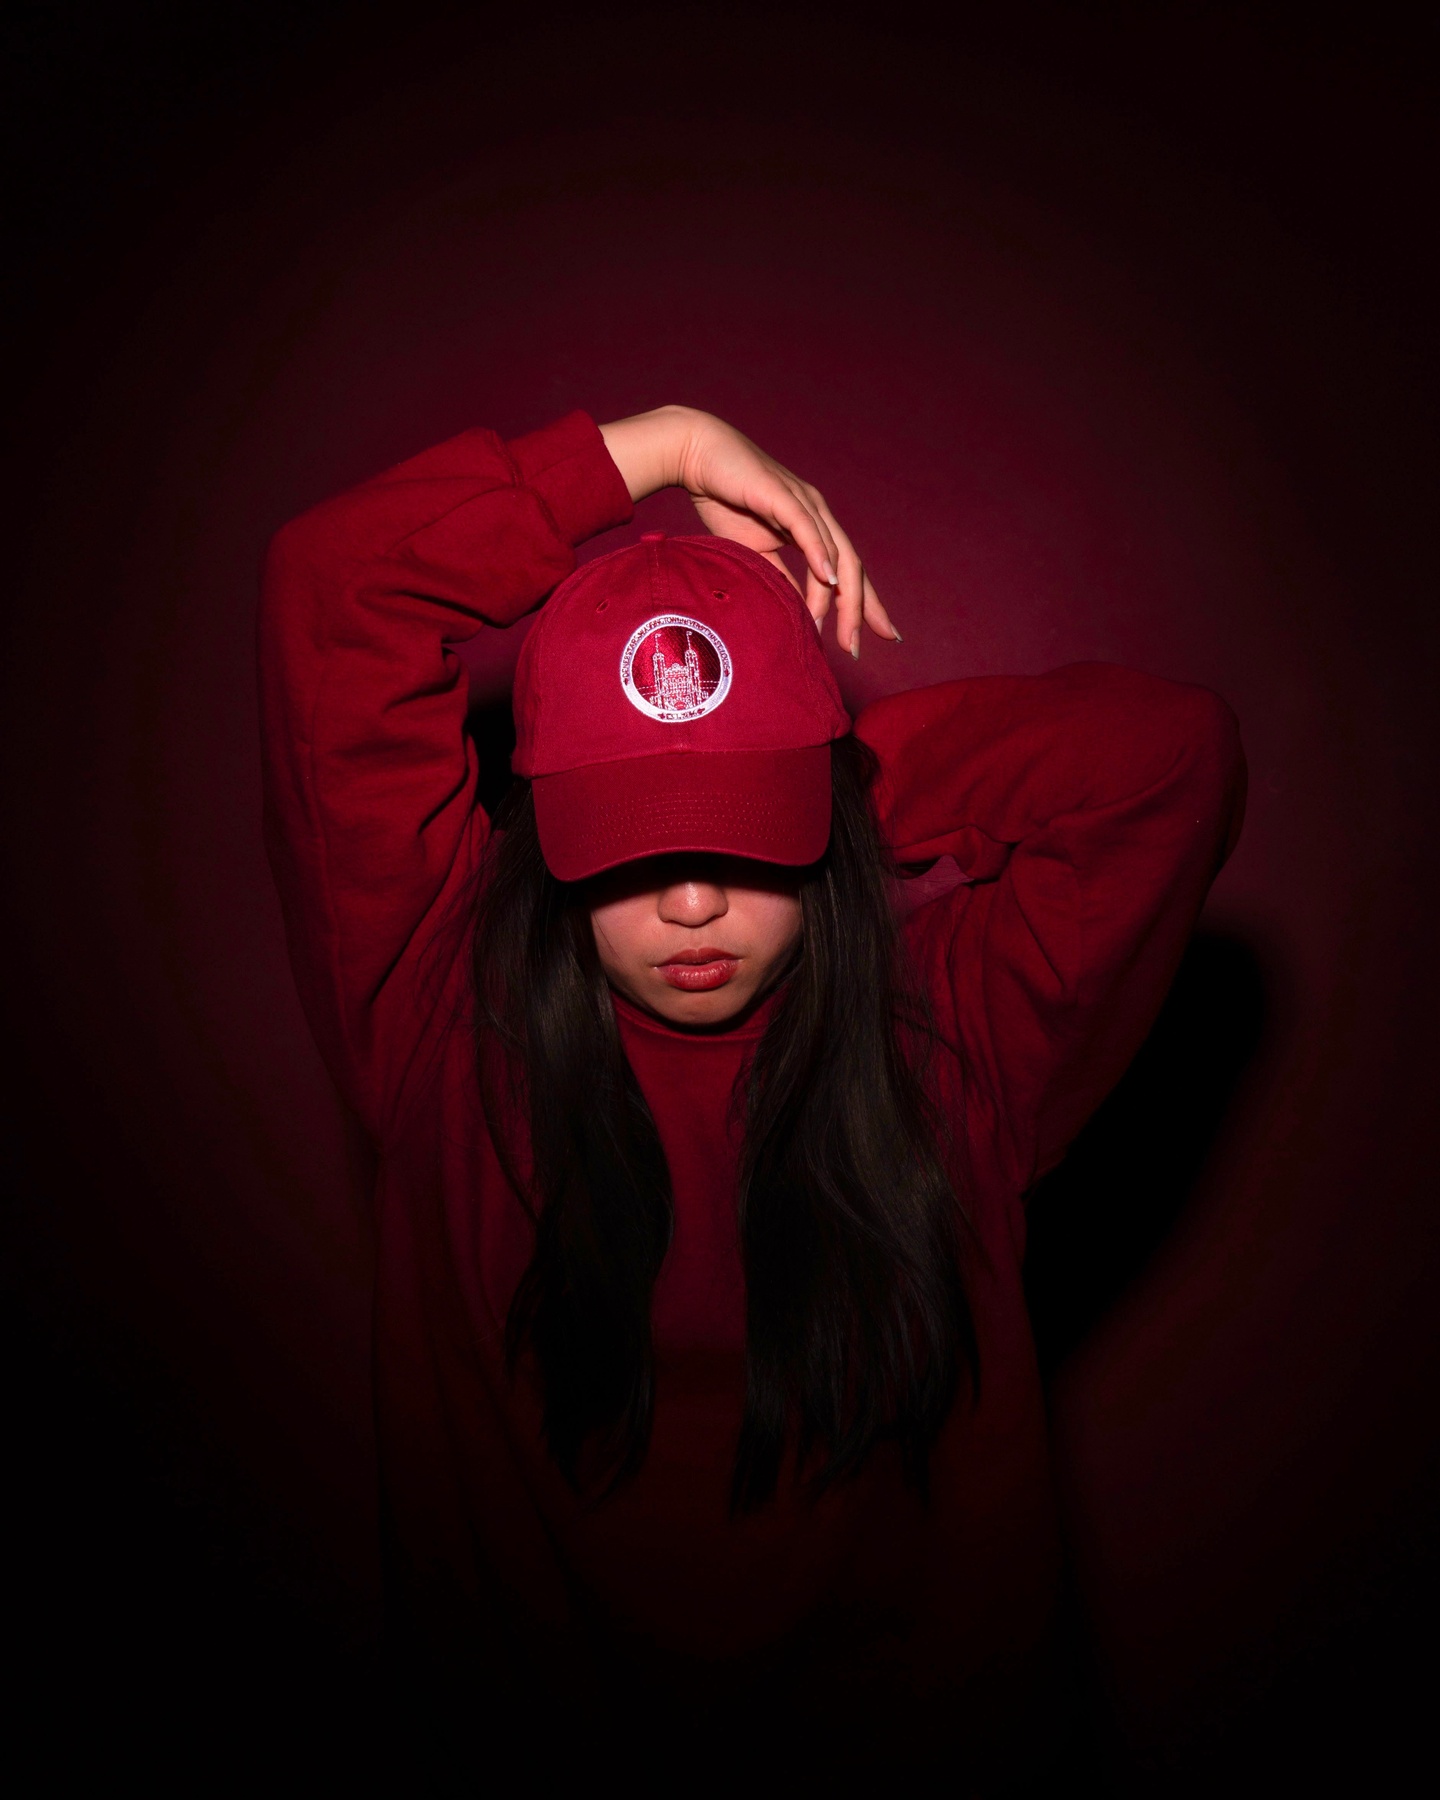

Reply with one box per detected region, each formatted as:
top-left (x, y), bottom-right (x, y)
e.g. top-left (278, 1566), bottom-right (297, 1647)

top-left (651, 985), bottom-right (752, 1026)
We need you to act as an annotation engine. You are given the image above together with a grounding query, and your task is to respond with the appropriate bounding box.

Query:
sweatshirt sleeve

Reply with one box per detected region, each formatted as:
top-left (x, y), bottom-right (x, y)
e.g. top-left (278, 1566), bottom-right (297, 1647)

top-left (855, 664), bottom-right (1246, 1190)
top-left (257, 410), bottom-right (634, 1140)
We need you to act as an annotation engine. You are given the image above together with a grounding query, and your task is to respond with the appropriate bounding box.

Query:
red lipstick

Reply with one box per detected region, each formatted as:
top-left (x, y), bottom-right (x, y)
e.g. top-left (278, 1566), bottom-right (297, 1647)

top-left (656, 947), bottom-right (740, 992)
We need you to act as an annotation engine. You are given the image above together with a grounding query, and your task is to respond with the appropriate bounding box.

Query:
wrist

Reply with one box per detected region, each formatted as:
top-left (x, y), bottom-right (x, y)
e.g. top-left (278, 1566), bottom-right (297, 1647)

top-left (597, 405), bottom-right (693, 502)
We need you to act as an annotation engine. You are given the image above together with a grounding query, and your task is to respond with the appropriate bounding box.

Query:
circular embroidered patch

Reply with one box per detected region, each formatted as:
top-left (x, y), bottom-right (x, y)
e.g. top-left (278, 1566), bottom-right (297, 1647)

top-left (619, 614), bottom-right (732, 723)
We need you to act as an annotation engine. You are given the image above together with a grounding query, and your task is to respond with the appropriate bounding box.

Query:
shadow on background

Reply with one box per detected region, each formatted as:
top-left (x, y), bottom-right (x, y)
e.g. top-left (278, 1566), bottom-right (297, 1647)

top-left (1024, 932), bottom-right (1269, 1381)
top-left (1008, 933), bottom-right (1272, 1793)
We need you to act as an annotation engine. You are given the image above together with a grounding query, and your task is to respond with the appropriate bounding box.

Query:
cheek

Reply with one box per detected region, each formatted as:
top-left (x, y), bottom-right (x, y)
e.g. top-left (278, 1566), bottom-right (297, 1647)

top-left (589, 899), bottom-right (651, 972)
top-left (749, 893), bottom-right (804, 961)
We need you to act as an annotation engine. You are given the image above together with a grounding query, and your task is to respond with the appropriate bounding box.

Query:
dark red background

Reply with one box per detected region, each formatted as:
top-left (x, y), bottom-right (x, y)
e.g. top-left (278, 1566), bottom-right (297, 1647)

top-left (3, 5), bottom-right (1435, 1788)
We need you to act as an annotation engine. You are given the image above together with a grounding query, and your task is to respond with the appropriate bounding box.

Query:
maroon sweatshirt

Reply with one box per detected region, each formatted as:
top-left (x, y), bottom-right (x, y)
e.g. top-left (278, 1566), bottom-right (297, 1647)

top-left (259, 410), bottom-right (1245, 1761)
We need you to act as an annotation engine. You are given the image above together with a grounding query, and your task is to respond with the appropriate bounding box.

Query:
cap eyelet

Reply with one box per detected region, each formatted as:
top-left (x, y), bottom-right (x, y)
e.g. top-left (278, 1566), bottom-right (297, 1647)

top-left (712, 589), bottom-right (728, 601)
top-left (596, 600), bottom-right (609, 612)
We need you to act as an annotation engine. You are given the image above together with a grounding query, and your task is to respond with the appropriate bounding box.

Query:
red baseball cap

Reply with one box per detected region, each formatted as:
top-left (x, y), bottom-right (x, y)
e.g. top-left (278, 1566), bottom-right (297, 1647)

top-left (512, 532), bottom-right (851, 881)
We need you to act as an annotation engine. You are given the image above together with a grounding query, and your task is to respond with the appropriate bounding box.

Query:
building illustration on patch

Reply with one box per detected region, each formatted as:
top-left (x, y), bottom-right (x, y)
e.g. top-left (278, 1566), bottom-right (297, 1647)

top-left (650, 632), bottom-right (706, 715)
top-left (620, 614), bottom-right (733, 723)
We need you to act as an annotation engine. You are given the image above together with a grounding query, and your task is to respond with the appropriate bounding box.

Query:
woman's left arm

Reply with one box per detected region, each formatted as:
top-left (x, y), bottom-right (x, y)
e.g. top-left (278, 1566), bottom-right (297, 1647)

top-left (858, 664), bottom-right (1248, 1188)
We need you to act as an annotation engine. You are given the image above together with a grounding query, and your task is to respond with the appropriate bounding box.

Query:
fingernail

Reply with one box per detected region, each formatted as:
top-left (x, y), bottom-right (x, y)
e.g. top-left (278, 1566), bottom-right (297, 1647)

top-left (892, 628), bottom-right (904, 643)
top-left (822, 561), bottom-right (837, 586)
top-left (851, 635), bottom-right (861, 660)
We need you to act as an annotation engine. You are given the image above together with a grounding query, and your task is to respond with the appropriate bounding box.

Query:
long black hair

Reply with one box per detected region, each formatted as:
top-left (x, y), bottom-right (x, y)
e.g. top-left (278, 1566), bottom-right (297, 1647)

top-left (472, 734), bottom-right (977, 1509)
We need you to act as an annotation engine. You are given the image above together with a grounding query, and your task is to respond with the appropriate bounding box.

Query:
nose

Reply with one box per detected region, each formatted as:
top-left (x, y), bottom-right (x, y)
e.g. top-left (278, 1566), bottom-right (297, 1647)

top-left (657, 878), bottom-right (729, 928)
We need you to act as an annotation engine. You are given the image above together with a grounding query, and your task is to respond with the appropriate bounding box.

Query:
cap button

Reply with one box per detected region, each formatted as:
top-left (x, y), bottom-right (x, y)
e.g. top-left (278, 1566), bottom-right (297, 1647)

top-left (640, 531), bottom-right (666, 543)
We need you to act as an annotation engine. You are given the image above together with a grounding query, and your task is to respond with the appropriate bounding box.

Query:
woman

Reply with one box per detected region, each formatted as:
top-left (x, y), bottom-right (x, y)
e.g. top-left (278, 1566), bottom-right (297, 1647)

top-left (259, 404), bottom-right (1244, 1784)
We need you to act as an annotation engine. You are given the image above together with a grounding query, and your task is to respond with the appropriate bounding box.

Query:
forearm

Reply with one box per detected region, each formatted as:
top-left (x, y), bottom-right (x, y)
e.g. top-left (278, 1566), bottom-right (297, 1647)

top-left (859, 665), bottom-right (1244, 871)
top-left (878, 666), bottom-right (1247, 1183)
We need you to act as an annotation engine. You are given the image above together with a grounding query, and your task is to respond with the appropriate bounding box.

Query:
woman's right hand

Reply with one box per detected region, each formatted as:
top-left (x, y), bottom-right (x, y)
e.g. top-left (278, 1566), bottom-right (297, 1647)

top-left (598, 405), bottom-right (898, 658)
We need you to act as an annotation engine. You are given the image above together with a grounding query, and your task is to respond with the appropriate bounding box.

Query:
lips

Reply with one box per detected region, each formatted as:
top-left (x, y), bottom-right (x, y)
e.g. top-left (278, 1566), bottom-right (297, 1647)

top-left (656, 946), bottom-right (740, 992)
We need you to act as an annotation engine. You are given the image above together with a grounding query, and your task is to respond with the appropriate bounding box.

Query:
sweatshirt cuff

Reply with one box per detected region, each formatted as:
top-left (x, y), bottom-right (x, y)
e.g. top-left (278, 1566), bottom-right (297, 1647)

top-left (506, 410), bottom-right (634, 547)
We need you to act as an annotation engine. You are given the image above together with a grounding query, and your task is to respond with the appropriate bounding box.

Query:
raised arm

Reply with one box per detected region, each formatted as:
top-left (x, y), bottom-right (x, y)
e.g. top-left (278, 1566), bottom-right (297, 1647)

top-left (259, 412), bottom-right (633, 1137)
top-left (259, 404), bottom-right (893, 1140)
top-left (857, 664), bottom-right (1247, 1189)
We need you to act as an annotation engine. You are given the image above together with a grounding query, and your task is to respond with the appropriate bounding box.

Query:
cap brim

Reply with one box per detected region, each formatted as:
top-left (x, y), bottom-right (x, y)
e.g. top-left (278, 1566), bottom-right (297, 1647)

top-left (530, 746), bottom-right (833, 882)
